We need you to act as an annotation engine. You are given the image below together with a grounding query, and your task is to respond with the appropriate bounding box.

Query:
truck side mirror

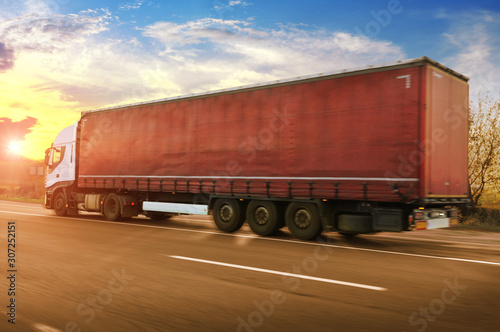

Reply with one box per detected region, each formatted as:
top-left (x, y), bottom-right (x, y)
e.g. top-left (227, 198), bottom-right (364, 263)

top-left (45, 148), bottom-right (51, 166)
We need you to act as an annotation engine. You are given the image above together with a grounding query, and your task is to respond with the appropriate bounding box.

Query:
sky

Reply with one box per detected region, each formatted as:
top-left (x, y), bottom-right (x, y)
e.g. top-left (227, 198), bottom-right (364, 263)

top-left (0, 0), bottom-right (499, 161)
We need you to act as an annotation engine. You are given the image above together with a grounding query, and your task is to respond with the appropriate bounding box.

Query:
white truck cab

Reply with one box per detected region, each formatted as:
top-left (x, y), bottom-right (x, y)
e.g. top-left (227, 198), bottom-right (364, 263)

top-left (44, 122), bottom-right (78, 210)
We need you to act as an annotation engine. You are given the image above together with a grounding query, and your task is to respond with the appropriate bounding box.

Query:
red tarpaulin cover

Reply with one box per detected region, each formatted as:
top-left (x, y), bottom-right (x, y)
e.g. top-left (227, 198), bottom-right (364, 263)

top-left (78, 59), bottom-right (469, 202)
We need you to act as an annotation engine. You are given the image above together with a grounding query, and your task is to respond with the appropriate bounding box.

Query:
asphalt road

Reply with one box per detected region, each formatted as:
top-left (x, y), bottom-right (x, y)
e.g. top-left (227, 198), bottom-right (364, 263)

top-left (0, 200), bottom-right (499, 332)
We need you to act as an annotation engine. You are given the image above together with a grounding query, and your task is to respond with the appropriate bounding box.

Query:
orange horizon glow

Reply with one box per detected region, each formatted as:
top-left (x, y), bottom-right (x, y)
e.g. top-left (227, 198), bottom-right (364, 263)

top-left (0, 65), bottom-right (81, 161)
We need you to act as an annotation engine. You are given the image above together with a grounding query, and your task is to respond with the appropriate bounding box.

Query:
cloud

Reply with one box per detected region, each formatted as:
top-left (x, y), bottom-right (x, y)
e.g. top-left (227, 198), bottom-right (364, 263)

top-left (213, 0), bottom-right (252, 13)
top-left (0, 7), bottom-right (127, 107)
top-left (0, 4), bottom-right (405, 106)
top-left (0, 116), bottom-right (37, 161)
top-left (0, 8), bottom-right (112, 54)
top-left (229, 1), bottom-right (251, 7)
top-left (0, 5), bottom-right (116, 159)
top-left (119, 0), bottom-right (143, 11)
top-left (142, 18), bottom-right (405, 92)
top-left (2, 14), bottom-right (405, 113)
top-left (441, 11), bottom-right (500, 96)
top-left (212, 1), bottom-right (252, 20)
top-left (0, 116), bottom-right (38, 143)
top-left (0, 42), bottom-right (14, 72)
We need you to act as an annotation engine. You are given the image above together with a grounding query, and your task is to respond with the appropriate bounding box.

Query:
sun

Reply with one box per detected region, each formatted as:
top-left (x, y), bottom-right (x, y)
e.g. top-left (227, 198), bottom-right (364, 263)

top-left (7, 141), bottom-right (23, 155)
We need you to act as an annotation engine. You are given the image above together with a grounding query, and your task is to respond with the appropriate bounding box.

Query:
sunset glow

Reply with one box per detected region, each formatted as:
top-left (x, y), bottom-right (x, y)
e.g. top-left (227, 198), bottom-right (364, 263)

top-left (7, 141), bottom-right (23, 155)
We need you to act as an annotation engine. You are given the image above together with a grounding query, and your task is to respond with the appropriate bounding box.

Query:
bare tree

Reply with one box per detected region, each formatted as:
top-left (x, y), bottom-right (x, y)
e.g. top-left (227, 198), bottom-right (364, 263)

top-left (468, 95), bottom-right (500, 208)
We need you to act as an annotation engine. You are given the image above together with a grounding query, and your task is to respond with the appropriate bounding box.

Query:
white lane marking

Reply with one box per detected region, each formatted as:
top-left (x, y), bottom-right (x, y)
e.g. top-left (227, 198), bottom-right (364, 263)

top-left (0, 202), bottom-right (44, 208)
top-left (179, 217), bottom-right (500, 248)
top-left (169, 255), bottom-right (387, 291)
top-left (0, 210), bottom-right (51, 217)
top-left (234, 234), bottom-right (258, 246)
top-left (1, 209), bottom-right (500, 267)
top-left (177, 218), bottom-right (500, 246)
top-left (372, 233), bottom-right (500, 248)
top-left (32, 323), bottom-right (63, 332)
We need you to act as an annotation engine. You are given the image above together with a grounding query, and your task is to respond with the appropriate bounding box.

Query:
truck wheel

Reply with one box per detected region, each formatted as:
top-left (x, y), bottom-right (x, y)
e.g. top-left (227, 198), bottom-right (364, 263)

top-left (247, 200), bottom-right (281, 236)
top-left (103, 193), bottom-right (122, 221)
top-left (54, 192), bottom-right (68, 216)
top-left (213, 199), bottom-right (245, 232)
top-left (286, 202), bottom-right (322, 240)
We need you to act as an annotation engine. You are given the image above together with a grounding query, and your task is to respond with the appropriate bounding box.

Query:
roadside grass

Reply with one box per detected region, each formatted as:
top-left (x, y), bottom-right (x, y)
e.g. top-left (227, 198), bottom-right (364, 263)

top-left (459, 206), bottom-right (500, 231)
top-left (455, 189), bottom-right (500, 230)
top-left (0, 184), bottom-right (44, 204)
top-left (0, 196), bottom-right (44, 204)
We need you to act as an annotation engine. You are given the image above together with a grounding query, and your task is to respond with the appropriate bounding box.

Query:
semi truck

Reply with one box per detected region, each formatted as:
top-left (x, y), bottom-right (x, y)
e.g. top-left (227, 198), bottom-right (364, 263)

top-left (44, 57), bottom-right (470, 240)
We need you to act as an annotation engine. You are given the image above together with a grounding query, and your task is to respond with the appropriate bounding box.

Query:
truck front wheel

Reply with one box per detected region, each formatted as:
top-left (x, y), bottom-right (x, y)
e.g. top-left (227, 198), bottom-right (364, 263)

top-left (213, 199), bottom-right (245, 232)
top-left (54, 192), bottom-right (68, 216)
top-left (103, 193), bottom-right (122, 221)
top-left (286, 202), bottom-right (322, 240)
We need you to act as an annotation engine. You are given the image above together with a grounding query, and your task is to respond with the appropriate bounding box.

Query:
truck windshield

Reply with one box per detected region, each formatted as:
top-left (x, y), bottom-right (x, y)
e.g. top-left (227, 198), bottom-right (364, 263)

top-left (49, 146), bottom-right (65, 172)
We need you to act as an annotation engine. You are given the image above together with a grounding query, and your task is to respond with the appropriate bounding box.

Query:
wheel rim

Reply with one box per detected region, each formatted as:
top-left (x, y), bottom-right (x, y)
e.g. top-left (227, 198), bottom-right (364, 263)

top-left (254, 206), bottom-right (269, 225)
top-left (55, 198), bottom-right (64, 211)
top-left (294, 208), bottom-right (311, 229)
top-left (219, 204), bottom-right (233, 223)
top-left (110, 199), bottom-right (118, 214)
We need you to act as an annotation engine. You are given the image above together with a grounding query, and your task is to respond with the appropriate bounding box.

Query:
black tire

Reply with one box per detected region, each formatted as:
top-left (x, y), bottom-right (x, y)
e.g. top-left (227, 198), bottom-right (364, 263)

top-left (103, 193), bottom-right (122, 221)
top-left (213, 199), bottom-right (245, 232)
top-left (54, 192), bottom-right (67, 216)
top-left (247, 200), bottom-right (281, 236)
top-left (285, 202), bottom-right (322, 240)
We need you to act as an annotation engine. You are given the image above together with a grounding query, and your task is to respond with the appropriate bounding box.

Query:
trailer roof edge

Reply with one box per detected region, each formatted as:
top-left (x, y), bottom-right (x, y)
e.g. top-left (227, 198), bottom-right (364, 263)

top-left (82, 56), bottom-right (469, 116)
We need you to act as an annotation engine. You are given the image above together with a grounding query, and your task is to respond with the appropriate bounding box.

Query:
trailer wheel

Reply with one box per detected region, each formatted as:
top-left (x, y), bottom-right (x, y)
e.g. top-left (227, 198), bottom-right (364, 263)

top-left (286, 202), bottom-right (322, 240)
top-left (213, 199), bottom-right (245, 232)
top-left (247, 200), bottom-right (281, 236)
top-left (103, 193), bottom-right (122, 221)
top-left (54, 192), bottom-right (67, 216)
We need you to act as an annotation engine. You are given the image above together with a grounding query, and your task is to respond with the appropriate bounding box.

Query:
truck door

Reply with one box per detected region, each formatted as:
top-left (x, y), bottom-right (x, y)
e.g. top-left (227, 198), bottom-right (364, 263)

top-left (424, 65), bottom-right (469, 198)
top-left (46, 144), bottom-right (73, 187)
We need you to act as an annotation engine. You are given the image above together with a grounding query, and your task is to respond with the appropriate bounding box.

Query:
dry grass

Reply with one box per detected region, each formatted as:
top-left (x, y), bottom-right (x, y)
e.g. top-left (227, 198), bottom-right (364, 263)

top-left (458, 188), bottom-right (500, 228)
top-left (459, 207), bottom-right (500, 232)
top-left (0, 183), bottom-right (44, 203)
top-left (478, 190), bottom-right (500, 210)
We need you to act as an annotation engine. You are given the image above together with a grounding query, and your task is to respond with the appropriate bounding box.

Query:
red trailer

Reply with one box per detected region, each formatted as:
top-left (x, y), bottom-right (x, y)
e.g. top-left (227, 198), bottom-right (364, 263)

top-left (44, 57), bottom-right (469, 240)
